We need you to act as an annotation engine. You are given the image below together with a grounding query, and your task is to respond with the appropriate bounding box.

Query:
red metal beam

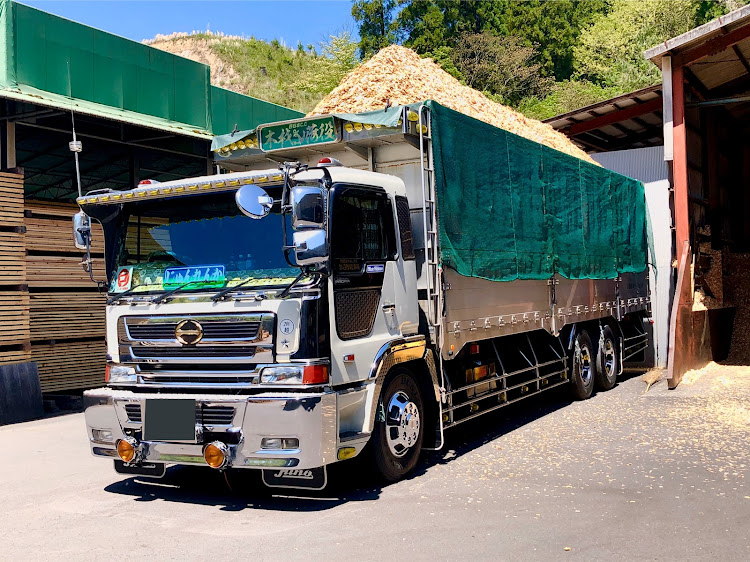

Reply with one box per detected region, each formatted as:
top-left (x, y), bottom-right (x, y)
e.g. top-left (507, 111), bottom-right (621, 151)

top-left (562, 98), bottom-right (662, 137)
top-left (667, 62), bottom-right (694, 389)
top-left (672, 64), bottom-right (690, 253)
top-left (675, 23), bottom-right (750, 67)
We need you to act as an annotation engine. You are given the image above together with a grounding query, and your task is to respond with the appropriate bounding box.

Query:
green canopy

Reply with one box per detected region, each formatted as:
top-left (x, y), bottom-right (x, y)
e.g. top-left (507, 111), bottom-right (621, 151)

top-left (427, 100), bottom-right (649, 281)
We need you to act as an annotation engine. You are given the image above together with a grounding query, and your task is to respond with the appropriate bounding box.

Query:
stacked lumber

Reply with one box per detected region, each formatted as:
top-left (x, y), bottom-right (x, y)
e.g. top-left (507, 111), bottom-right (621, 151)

top-left (0, 172), bottom-right (24, 227)
top-left (0, 231), bottom-right (25, 284)
top-left (0, 171), bottom-right (30, 366)
top-left (31, 340), bottom-right (107, 392)
top-left (309, 45), bottom-right (596, 164)
top-left (29, 292), bottom-right (106, 340)
top-left (26, 255), bottom-right (106, 288)
top-left (25, 201), bottom-right (106, 392)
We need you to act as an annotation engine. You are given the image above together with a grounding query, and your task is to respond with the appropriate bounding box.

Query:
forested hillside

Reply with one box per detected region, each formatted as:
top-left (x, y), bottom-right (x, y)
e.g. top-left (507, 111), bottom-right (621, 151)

top-left (352, 0), bottom-right (747, 118)
top-left (148, 1), bottom-right (748, 120)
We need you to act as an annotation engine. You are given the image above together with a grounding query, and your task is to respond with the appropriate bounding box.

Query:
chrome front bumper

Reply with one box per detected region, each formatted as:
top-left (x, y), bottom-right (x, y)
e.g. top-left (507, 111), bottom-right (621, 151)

top-left (83, 387), bottom-right (338, 470)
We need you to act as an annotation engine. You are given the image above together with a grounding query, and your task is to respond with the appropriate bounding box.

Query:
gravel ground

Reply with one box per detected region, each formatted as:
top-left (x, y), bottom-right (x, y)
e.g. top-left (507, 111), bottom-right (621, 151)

top-left (0, 367), bottom-right (748, 561)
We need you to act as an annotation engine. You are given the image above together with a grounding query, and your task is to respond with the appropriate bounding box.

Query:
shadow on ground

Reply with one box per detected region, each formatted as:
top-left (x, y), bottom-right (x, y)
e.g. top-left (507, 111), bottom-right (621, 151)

top-left (105, 377), bottom-right (639, 511)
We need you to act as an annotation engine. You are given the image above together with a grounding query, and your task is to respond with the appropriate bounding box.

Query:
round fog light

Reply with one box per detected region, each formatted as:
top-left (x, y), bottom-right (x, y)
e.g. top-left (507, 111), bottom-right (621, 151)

top-left (116, 438), bottom-right (137, 463)
top-left (204, 441), bottom-right (230, 469)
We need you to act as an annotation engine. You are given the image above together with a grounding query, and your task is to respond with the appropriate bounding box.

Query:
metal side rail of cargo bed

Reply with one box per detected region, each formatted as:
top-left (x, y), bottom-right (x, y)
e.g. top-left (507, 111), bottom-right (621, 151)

top-left (442, 332), bottom-right (570, 427)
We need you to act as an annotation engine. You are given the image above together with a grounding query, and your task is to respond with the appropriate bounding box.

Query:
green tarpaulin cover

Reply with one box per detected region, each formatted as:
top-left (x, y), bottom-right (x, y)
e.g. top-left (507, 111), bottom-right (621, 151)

top-left (428, 101), bottom-right (648, 281)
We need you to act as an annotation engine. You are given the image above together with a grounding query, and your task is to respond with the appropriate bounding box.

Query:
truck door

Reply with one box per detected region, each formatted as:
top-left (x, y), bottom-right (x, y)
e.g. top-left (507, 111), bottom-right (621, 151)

top-left (328, 184), bottom-right (410, 384)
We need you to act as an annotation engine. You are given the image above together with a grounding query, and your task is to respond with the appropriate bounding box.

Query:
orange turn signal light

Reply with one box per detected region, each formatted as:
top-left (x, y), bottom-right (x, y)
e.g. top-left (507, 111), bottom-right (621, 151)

top-left (116, 439), bottom-right (135, 463)
top-left (204, 442), bottom-right (227, 469)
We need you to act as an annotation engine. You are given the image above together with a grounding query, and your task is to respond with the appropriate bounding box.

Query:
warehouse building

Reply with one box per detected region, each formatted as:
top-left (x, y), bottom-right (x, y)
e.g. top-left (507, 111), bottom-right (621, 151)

top-left (549, 4), bottom-right (750, 388)
top-left (0, 0), bottom-right (302, 423)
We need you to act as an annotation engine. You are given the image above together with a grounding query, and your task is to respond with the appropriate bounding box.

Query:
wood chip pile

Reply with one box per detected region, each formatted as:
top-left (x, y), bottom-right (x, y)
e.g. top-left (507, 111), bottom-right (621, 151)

top-left (309, 45), bottom-right (596, 164)
top-left (723, 252), bottom-right (750, 364)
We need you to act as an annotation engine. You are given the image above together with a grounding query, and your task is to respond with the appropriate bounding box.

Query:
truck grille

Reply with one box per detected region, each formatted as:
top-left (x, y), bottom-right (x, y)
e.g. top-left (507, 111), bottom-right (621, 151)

top-left (130, 346), bottom-right (259, 359)
top-left (127, 321), bottom-right (260, 341)
top-left (118, 313), bottom-right (275, 364)
top-left (124, 404), bottom-right (235, 426)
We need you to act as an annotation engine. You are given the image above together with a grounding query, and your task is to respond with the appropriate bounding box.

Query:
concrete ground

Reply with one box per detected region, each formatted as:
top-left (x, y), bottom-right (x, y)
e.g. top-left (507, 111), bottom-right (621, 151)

top-left (1, 367), bottom-right (748, 561)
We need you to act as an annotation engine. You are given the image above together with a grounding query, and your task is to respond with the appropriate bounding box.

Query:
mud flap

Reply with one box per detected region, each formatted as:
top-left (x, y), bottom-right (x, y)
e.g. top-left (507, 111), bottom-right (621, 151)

top-left (261, 466), bottom-right (327, 490)
top-left (114, 460), bottom-right (166, 478)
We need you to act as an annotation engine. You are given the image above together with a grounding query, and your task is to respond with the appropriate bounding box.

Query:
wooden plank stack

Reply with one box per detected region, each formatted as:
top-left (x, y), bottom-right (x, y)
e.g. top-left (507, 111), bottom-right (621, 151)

top-left (24, 201), bottom-right (107, 392)
top-left (0, 171), bottom-right (30, 367)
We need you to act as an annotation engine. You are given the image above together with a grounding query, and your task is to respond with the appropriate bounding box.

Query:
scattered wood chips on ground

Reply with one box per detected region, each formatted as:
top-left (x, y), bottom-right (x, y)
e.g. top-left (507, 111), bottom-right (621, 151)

top-left (309, 45), bottom-right (596, 164)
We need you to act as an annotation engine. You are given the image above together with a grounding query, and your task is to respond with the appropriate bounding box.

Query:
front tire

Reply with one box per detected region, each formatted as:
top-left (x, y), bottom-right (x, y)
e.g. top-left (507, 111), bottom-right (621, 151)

top-left (370, 369), bottom-right (424, 482)
top-left (595, 325), bottom-right (619, 391)
top-left (570, 330), bottom-right (596, 400)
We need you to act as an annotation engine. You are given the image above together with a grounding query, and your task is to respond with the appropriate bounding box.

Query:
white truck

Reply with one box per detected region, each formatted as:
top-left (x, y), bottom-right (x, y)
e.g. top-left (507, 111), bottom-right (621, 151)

top-left (77, 102), bottom-right (650, 487)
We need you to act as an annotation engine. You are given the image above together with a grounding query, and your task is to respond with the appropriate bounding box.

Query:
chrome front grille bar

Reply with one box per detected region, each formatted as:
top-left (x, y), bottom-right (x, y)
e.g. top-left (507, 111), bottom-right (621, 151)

top-left (118, 313), bottom-right (274, 364)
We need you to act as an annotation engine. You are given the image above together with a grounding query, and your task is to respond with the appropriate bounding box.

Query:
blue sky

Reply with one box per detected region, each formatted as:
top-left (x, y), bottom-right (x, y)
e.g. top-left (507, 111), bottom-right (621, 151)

top-left (22, 1), bottom-right (357, 48)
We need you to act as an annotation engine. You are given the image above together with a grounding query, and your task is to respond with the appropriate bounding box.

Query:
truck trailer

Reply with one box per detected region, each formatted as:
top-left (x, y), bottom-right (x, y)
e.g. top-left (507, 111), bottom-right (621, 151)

top-left (77, 101), bottom-right (650, 486)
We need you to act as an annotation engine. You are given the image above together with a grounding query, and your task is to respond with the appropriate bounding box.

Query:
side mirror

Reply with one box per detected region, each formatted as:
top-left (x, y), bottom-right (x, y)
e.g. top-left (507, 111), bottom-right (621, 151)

top-left (73, 211), bottom-right (91, 250)
top-left (290, 186), bottom-right (325, 229)
top-left (236, 184), bottom-right (274, 219)
top-left (292, 229), bottom-right (327, 266)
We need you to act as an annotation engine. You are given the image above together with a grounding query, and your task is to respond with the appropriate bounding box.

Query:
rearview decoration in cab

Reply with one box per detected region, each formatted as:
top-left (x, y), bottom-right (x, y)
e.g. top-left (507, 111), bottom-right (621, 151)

top-left (258, 116), bottom-right (339, 152)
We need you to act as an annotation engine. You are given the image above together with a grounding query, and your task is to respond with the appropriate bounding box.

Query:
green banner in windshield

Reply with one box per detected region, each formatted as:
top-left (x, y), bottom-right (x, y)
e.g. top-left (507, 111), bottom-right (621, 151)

top-left (258, 116), bottom-right (339, 152)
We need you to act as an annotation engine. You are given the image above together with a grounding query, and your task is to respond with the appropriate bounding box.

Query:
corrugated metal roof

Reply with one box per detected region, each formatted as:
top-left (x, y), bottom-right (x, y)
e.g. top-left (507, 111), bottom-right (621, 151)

top-left (545, 85), bottom-right (664, 153)
top-left (645, 4), bottom-right (750, 66)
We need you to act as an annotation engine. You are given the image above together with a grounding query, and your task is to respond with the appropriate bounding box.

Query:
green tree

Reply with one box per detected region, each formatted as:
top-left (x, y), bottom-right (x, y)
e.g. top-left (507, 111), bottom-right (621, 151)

top-left (503, 0), bottom-right (609, 80)
top-left (519, 80), bottom-right (621, 120)
top-left (352, 0), bottom-right (399, 57)
top-left (451, 32), bottom-right (552, 105)
top-left (574, 0), bottom-right (734, 91)
top-left (397, 1), bottom-right (508, 54)
top-left (294, 32), bottom-right (361, 97)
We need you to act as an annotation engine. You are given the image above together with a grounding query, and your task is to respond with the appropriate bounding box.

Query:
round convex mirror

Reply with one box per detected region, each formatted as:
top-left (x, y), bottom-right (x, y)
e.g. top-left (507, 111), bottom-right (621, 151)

top-left (235, 184), bottom-right (274, 219)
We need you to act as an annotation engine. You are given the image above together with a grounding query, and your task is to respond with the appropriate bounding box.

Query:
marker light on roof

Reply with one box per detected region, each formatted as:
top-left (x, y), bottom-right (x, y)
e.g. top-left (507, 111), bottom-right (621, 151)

top-left (237, 140), bottom-right (246, 149)
top-left (344, 123), bottom-right (354, 133)
top-left (318, 157), bottom-right (343, 167)
top-left (353, 122), bottom-right (363, 132)
top-left (138, 179), bottom-right (159, 185)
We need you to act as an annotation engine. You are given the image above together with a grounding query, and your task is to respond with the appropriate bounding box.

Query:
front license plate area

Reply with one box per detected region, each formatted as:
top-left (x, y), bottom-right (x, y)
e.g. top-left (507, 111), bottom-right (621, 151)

top-left (143, 399), bottom-right (196, 442)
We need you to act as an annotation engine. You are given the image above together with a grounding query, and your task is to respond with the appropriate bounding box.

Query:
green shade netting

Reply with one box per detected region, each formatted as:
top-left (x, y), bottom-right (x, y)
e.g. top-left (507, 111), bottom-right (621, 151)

top-left (427, 100), bottom-right (648, 281)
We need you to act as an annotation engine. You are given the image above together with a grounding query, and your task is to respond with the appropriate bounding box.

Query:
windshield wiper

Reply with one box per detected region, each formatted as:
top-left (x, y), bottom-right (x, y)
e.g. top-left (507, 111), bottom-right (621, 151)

top-left (107, 287), bottom-right (141, 305)
top-left (211, 276), bottom-right (257, 302)
top-left (279, 270), bottom-right (314, 299)
top-left (150, 282), bottom-right (194, 304)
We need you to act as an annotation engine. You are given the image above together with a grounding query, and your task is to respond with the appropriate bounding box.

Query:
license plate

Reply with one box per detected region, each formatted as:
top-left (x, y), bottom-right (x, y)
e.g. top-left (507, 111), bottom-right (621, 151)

top-left (143, 399), bottom-right (196, 441)
top-left (114, 460), bottom-right (166, 478)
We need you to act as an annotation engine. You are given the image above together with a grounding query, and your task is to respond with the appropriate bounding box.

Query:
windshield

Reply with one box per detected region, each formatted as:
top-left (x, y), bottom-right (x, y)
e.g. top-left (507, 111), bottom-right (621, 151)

top-left (104, 188), bottom-right (298, 294)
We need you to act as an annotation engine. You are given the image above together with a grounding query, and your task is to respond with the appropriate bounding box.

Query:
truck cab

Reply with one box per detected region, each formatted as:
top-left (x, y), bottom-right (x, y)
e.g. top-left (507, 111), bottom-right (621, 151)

top-left (80, 164), bottom-right (437, 485)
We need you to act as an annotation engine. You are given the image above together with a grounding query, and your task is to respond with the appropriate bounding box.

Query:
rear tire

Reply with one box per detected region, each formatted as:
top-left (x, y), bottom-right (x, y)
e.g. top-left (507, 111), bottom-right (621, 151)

top-left (570, 330), bottom-right (596, 400)
top-left (595, 325), bottom-right (619, 391)
top-left (370, 368), bottom-right (424, 483)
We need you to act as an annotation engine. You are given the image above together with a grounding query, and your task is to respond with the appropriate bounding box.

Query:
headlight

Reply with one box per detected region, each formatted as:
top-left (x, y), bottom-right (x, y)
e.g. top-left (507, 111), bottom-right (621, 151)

top-left (107, 365), bottom-right (137, 384)
top-left (260, 365), bottom-right (329, 385)
top-left (260, 366), bottom-right (303, 384)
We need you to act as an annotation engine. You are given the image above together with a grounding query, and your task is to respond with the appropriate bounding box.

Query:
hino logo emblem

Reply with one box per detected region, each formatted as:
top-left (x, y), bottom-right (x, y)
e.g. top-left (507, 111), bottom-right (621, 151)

top-left (273, 469), bottom-right (314, 480)
top-left (174, 319), bottom-right (203, 345)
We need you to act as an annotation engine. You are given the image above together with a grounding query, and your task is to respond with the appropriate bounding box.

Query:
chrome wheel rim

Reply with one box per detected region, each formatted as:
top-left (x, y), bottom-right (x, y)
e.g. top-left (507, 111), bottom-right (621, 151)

top-left (603, 339), bottom-right (616, 376)
top-left (576, 344), bottom-right (593, 386)
top-left (385, 390), bottom-right (420, 458)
